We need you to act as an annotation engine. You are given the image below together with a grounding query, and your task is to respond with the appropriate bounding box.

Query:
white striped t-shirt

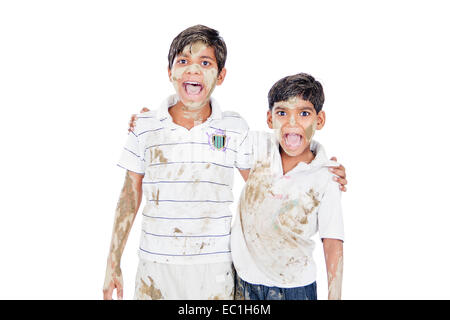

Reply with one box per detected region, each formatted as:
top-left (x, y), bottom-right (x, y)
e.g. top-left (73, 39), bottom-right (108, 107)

top-left (118, 95), bottom-right (251, 264)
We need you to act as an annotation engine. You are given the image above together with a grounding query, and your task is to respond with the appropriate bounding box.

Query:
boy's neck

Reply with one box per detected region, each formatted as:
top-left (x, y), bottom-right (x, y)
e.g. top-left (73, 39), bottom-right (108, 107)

top-left (169, 100), bottom-right (212, 130)
top-left (279, 144), bottom-right (315, 175)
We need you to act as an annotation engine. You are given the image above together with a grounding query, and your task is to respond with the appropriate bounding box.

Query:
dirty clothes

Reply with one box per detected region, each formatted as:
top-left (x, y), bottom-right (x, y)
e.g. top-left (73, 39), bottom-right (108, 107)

top-left (118, 95), bottom-right (251, 265)
top-left (134, 260), bottom-right (234, 300)
top-left (118, 94), bottom-right (251, 299)
top-left (231, 132), bottom-right (344, 288)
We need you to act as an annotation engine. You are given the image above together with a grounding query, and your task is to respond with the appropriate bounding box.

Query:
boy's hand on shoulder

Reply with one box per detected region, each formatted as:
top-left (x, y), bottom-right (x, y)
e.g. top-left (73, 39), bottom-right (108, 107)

top-left (329, 157), bottom-right (347, 192)
top-left (128, 107), bottom-right (150, 133)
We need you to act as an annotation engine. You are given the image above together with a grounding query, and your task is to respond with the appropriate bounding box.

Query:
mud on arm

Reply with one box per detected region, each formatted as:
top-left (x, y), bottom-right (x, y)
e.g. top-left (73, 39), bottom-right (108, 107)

top-left (103, 170), bottom-right (143, 299)
top-left (322, 238), bottom-right (344, 300)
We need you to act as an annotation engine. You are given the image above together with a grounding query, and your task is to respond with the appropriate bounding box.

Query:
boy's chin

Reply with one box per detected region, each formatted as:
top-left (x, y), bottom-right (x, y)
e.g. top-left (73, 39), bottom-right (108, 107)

top-left (179, 98), bottom-right (209, 110)
top-left (279, 144), bottom-right (307, 157)
top-left (177, 91), bottom-right (212, 109)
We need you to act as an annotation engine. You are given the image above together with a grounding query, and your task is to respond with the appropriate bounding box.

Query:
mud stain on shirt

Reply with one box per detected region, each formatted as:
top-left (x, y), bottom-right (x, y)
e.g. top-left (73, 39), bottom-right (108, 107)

top-left (243, 161), bottom-right (272, 210)
top-left (139, 276), bottom-right (162, 300)
top-left (152, 189), bottom-right (160, 206)
top-left (174, 227), bottom-right (183, 233)
top-left (150, 148), bottom-right (168, 163)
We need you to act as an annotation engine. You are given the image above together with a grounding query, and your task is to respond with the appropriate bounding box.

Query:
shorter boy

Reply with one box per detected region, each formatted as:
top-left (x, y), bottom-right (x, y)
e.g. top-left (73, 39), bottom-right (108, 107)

top-left (231, 73), bottom-right (344, 300)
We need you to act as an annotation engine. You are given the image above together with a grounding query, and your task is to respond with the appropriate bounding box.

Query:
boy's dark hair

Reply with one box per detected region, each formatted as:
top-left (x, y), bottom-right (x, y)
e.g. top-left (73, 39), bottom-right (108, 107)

top-left (268, 73), bottom-right (325, 113)
top-left (168, 25), bottom-right (227, 74)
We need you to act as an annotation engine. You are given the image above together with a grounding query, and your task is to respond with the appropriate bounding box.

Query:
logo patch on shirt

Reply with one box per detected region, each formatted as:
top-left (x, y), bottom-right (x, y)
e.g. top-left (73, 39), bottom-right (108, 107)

top-left (207, 129), bottom-right (228, 151)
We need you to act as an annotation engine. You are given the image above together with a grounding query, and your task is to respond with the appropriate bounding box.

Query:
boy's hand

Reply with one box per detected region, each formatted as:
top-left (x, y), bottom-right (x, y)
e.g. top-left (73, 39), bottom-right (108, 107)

top-left (128, 107), bottom-right (150, 133)
top-left (329, 157), bottom-right (347, 192)
top-left (103, 258), bottom-right (124, 300)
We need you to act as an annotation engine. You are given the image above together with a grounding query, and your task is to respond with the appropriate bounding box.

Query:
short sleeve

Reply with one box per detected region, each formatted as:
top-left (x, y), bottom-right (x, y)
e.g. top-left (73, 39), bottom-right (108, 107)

top-left (234, 129), bottom-right (253, 170)
top-left (117, 130), bottom-right (145, 175)
top-left (247, 131), bottom-right (275, 164)
top-left (318, 177), bottom-right (345, 241)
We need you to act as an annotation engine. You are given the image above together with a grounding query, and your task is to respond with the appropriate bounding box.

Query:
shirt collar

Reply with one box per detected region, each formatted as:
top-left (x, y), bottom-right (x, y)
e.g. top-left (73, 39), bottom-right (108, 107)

top-left (156, 94), bottom-right (223, 122)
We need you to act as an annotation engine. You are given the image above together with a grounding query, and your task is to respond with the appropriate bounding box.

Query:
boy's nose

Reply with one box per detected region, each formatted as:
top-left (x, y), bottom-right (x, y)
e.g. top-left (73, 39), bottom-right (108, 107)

top-left (185, 64), bottom-right (202, 75)
top-left (290, 115), bottom-right (297, 126)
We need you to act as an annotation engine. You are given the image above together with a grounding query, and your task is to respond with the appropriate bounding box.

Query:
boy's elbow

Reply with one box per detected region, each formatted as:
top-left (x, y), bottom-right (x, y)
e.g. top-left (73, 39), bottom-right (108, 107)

top-left (322, 238), bottom-right (344, 251)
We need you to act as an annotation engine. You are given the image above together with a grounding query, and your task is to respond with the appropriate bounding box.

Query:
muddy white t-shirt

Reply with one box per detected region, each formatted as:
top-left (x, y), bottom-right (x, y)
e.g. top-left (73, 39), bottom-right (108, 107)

top-left (231, 132), bottom-right (344, 287)
top-left (118, 95), bottom-right (251, 264)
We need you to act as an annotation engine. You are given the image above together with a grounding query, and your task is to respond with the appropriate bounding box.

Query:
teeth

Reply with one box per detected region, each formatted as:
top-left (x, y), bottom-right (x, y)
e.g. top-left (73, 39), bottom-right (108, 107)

top-left (184, 81), bottom-right (201, 85)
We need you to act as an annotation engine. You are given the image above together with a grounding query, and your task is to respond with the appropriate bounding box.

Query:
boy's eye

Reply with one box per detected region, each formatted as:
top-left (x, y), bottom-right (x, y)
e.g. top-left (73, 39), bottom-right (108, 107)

top-left (178, 59), bottom-right (187, 64)
top-left (201, 61), bottom-right (210, 66)
top-left (276, 111), bottom-right (286, 116)
top-left (300, 111), bottom-right (310, 116)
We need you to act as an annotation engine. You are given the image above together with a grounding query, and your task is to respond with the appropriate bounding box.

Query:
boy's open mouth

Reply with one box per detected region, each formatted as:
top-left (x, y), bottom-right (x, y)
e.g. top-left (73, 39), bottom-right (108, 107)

top-left (283, 133), bottom-right (303, 149)
top-left (183, 81), bottom-right (203, 96)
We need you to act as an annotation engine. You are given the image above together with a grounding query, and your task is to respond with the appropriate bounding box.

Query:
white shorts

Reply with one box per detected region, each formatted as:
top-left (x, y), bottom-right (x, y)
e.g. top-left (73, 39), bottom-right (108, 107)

top-left (134, 259), bottom-right (235, 300)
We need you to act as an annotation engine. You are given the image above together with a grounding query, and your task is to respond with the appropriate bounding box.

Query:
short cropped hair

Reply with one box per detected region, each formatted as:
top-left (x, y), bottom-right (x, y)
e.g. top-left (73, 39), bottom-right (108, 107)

top-left (168, 25), bottom-right (227, 74)
top-left (268, 73), bottom-right (325, 113)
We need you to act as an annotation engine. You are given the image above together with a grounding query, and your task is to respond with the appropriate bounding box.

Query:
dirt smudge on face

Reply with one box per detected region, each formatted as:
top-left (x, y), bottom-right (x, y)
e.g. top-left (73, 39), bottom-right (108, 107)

top-left (188, 41), bottom-right (206, 56)
top-left (304, 122), bottom-right (317, 142)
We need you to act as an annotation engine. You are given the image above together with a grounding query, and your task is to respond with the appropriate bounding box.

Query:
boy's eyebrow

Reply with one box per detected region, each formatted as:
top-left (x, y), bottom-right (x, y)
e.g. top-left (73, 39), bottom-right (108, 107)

top-left (176, 54), bottom-right (215, 62)
top-left (274, 105), bottom-right (315, 111)
top-left (199, 55), bottom-right (215, 61)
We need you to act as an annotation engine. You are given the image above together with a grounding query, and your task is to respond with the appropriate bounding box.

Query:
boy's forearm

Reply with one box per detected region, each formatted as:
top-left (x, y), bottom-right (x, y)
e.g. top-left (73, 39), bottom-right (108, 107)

top-left (107, 171), bottom-right (143, 273)
top-left (323, 238), bottom-right (344, 300)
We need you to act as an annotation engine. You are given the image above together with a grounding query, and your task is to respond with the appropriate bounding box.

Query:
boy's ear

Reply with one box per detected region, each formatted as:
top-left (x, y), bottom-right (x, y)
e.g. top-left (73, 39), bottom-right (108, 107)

top-left (267, 109), bottom-right (274, 129)
top-left (216, 67), bottom-right (227, 86)
top-left (168, 67), bottom-right (172, 81)
top-left (316, 110), bottom-right (326, 130)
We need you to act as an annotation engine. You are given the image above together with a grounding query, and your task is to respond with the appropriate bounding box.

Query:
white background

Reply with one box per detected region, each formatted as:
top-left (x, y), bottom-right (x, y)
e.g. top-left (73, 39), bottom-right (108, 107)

top-left (1, 0), bottom-right (449, 300)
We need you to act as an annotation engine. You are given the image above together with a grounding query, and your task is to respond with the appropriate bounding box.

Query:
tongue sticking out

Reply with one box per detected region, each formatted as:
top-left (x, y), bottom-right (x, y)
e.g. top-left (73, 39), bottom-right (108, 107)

top-left (185, 84), bottom-right (202, 95)
top-left (284, 133), bottom-right (302, 149)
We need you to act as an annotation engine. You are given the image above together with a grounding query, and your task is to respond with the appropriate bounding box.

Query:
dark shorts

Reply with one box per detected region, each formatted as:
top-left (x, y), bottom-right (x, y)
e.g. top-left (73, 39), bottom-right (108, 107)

top-left (235, 274), bottom-right (317, 300)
